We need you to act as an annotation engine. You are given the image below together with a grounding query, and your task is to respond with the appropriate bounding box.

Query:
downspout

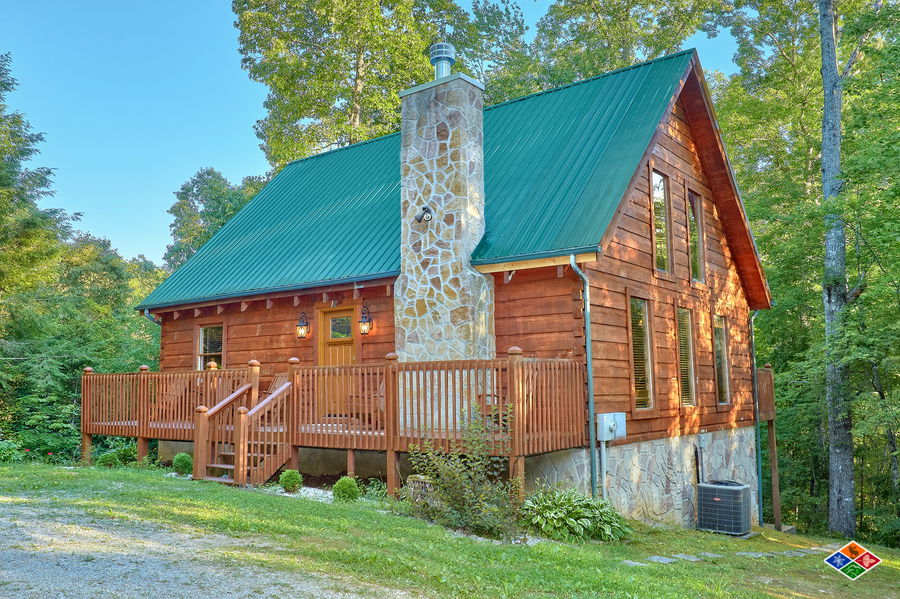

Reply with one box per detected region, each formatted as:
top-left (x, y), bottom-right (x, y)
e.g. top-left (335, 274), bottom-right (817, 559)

top-left (143, 309), bottom-right (162, 326)
top-left (749, 310), bottom-right (764, 525)
top-left (570, 255), bottom-right (598, 499)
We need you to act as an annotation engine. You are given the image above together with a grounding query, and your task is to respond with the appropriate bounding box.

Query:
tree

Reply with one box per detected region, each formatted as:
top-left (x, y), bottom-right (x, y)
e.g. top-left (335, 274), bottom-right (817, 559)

top-left (163, 168), bottom-right (259, 269)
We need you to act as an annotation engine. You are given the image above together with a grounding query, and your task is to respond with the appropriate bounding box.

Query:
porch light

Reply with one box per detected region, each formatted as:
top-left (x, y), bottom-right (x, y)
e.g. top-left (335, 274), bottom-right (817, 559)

top-left (358, 306), bottom-right (373, 335)
top-left (295, 312), bottom-right (310, 338)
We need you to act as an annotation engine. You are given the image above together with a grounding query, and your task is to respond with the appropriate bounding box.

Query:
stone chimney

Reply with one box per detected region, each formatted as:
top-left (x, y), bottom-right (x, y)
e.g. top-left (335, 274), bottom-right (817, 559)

top-left (394, 43), bottom-right (495, 361)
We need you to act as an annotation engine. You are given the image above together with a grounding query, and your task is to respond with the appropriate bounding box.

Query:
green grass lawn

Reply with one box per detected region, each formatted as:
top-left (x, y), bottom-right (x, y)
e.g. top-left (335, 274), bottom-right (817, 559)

top-left (1, 463), bottom-right (897, 598)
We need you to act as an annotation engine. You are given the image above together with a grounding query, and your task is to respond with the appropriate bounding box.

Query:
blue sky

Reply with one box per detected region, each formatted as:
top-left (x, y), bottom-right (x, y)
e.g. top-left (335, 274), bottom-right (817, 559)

top-left (3, 2), bottom-right (736, 264)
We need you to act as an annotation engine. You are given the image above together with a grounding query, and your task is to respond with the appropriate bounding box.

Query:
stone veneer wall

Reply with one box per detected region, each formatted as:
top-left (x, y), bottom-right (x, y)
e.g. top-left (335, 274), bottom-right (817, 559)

top-left (526, 426), bottom-right (759, 527)
top-left (394, 75), bottom-right (494, 361)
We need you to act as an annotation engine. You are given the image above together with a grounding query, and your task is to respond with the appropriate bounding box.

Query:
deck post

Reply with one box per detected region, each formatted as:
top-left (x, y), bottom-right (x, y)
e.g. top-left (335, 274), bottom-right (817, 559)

top-left (286, 357), bottom-right (301, 470)
top-left (206, 361), bottom-right (219, 405)
top-left (384, 353), bottom-right (399, 496)
top-left (247, 359), bottom-right (261, 408)
top-left (507, 347), bottom-right (526, 500)
top-left (347, 449), bottom-right (355, 477)
top-left (233, 407), bottom-right (249, 486)
top-left (81, 367), bottom-right (94, 464)
top-left (137, 365), bottom-right (151, 460)
top-left (193, 405), bottom-right (209, 480)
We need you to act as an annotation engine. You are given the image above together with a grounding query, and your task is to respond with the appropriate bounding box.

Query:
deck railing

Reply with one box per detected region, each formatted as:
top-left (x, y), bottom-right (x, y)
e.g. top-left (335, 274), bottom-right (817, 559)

top-left (81, 349), bottom-right (587, 478)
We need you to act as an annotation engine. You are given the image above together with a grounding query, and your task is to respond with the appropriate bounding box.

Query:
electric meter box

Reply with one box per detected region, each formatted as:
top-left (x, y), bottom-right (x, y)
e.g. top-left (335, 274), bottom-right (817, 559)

top-left (596, 412), bottom-right (626, 442)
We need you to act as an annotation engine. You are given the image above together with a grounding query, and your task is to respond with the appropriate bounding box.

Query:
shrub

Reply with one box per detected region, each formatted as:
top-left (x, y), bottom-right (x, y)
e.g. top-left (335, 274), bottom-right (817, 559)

top-left (405, 410), bottom-right (521, 540)
top-left (362, 477), bottom-right (388, 501)
top-left (0, 439), bottom-right (24, 462)
top-left (279, 469), bottom-right (303, 493)
top-left (332, 476), bottom-right (361, 501)
top-left (111, 440), bottom-right (137, 464)
top-left (172, 452), bottom-right (193, 475)
top-left (521, 486), bottom-right (632, 542)
top-left (96, 452), bottom-right (121, 468)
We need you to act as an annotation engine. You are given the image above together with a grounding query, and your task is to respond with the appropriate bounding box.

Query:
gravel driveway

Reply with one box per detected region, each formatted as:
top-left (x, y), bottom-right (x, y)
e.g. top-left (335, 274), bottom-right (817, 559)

top-left (0, 497), bottom-right (411, 599)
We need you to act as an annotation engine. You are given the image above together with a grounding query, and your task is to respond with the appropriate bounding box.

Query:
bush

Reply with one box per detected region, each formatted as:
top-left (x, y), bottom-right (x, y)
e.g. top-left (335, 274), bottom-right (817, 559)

top-left (362, 477), bottom-right (388, 501)
top-left (521, 486), bottom-right (632, 542)
top-left (279, 469), bottom-right (303, 493)
top-left (405, 411), bottom-right (521, 540)
top-left (0, 439), bottom-right (24, 462)
top-left (96, 452), bottom-right (121, 468)
top-left (332, 476), bottom-right (361, 501)
top-left (172, 452), bottom-right (193, 475)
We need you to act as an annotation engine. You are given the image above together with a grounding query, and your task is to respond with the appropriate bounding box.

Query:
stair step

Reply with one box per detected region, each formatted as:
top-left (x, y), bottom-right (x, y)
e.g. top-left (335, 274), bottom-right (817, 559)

top-left (201, 476), bottom-right (236, 485)
top-left (218, 451), bottom-right (271, 458)
top-left (206, 463), bottom-right (235, 470)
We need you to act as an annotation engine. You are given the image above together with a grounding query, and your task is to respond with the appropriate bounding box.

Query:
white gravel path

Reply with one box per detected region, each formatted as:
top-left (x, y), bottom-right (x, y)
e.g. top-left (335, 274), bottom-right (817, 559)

top-left (0, 497), bottom-right (412, 599)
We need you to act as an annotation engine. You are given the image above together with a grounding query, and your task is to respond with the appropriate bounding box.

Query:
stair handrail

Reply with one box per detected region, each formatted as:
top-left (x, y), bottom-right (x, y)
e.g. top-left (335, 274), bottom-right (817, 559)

top-left (241, 380), bottom-right (293, 485)
top-left (192, 382), bottom-right (253, 480)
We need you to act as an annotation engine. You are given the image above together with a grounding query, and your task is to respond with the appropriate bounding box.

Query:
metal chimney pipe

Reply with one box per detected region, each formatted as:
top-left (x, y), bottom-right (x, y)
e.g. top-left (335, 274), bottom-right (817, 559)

top-left (429, 42), bottom-right (456, 79)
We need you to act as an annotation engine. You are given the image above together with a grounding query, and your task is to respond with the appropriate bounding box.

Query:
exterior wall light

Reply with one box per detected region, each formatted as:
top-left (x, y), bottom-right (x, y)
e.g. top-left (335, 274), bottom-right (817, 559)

top-left (358, 306), bottom-right (373, 335)
top-left (415, 206), bottom-right (432, 223)
top-left (296, 312), bottom-right (310, 338)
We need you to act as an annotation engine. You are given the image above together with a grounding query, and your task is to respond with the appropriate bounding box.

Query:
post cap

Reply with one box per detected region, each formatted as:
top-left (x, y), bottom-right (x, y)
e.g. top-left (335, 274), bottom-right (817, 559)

top-left (206, 361), bottom-right (218, 370)
top-left (385, 352), bottom-right (399, 361)
top-left (248, 359), bottom-right (261, 367)
top-left (507, 346), bottom-right (523, 356)
top-left (139, 365), bottom-right (150, 372)
top-left (83, 367), bottom-right (94, 374)
top-left (288, 357), bottom-right (301, 365)
top-left (237, 406), bottom-right (249, 414)
top-left (195, 405), bottom-right (208, 413)
top-left (764, 363), bottom-right (772, 369)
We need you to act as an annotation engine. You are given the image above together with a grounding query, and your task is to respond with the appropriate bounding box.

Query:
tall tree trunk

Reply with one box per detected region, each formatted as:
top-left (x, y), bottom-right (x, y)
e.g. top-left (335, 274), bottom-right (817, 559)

top-left (818, 0), bottom-right (856, 537)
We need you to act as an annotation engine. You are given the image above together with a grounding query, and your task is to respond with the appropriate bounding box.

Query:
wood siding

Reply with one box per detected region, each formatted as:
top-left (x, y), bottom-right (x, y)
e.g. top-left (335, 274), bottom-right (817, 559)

top-left (159, 287), bottom-right (395, 382)
top-left (587, 95), bottom-right (755, 445)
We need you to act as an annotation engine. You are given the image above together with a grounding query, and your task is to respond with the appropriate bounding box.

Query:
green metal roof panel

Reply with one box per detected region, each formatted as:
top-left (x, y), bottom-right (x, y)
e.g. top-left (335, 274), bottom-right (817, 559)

top-left (139, 50), bottom-right (693, 310)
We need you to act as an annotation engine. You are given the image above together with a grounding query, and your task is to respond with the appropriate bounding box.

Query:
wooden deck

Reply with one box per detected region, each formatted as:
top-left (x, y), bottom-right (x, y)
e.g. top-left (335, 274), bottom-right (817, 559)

top-left (80, 349), bottom-right (587, 490)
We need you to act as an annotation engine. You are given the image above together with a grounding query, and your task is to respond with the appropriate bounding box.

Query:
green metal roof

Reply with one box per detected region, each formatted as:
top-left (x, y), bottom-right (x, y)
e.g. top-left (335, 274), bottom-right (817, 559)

top-left (139, 50), bottom-right (694, 310)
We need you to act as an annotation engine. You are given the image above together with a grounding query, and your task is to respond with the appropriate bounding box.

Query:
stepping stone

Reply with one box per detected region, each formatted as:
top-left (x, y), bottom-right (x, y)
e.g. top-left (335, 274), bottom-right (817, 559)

top-left (797, 548), bottom-right (821, 554)
top-left (776, 550), bottom-right (806, 557)
top-left (699, 552), bottom-right (724, 558)
top-left (673, 554), bottom-right (702, 562)
top-left (735, 551), bottom-right (768, 558)
top-left (647, 556), bottom-right (678, 564)
top-left (621, 560), bottom-right (648, 567)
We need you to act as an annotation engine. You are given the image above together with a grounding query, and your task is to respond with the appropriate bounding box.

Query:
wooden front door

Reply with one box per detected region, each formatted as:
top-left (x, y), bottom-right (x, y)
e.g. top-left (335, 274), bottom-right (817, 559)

top-left (317, 308), bottom-right (356, 415)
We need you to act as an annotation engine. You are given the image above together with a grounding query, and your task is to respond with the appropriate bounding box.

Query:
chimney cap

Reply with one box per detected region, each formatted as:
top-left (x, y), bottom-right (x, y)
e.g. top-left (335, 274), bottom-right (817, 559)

top-left (429, 42), bottom-right (456, 67)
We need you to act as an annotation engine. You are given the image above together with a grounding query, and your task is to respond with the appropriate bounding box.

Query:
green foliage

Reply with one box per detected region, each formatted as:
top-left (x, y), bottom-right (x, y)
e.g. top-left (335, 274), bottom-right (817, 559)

top-left (96, 452), bottom-right (121, 468)
top-left (0, 439), bottom-right (24, 462)
top-left (332, 476), bottom-right (361, 502)
top-left (163, 168), bottom-right (261, 269)
top-left (521, 485), bottom-right (631, 542)
top-left (406, 411), bottom-right (520, 539)
top-left (362, 477), bottom-right (388, 501)
top-left (279, 469), bottom-right (303, 493)
top-left (172, 453), bottom-right (193, 476)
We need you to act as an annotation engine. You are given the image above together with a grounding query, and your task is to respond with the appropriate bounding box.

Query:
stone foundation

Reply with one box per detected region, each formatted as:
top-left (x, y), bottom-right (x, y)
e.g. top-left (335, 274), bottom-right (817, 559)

top-left (526, 426), bottom-right (759, 527)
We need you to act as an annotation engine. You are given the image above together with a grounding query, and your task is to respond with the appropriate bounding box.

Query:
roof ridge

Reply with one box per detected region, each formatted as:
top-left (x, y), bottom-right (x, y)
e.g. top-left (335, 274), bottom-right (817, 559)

top-left (281, 49), bottom-right (696, 169)
top-left (483, 48), bottom-right (696, 112)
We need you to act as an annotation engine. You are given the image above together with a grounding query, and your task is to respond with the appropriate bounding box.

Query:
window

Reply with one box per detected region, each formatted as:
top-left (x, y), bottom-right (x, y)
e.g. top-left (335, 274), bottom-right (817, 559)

top-left (629, 297), bottom-right (653, 409)
top-left (198, 325), bottom-right (223, 370)
top-left (687, 191), bottom-right (704, 282)
top-left (713, 315), bottom-right (730, 404)
top-left (676, 308), bottom-right (696, 407)
top-left (652, 171), bottom-right (671, 272)
top-left (330, 316), bottom-right (352, 339)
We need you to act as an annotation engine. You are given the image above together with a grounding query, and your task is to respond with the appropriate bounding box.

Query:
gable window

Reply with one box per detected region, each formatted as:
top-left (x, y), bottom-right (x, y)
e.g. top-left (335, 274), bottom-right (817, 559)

top-left (676, 308), bottom-right (696, 407)
top-left (651, 171), bottom-right (671, 272)
top-left (687, 191), bottom-right (704, 282)
top-left (629, 297), bottom-right (653, 409)
top-left (198, 325), bottom-right (223, 370)
top-left (712, 315), bottom-right (730, 404)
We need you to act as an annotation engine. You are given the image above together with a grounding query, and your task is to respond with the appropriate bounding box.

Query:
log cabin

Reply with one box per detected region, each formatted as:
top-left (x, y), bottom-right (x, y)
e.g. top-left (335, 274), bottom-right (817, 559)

top-left (81, 46), bottom-right (772, 527)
